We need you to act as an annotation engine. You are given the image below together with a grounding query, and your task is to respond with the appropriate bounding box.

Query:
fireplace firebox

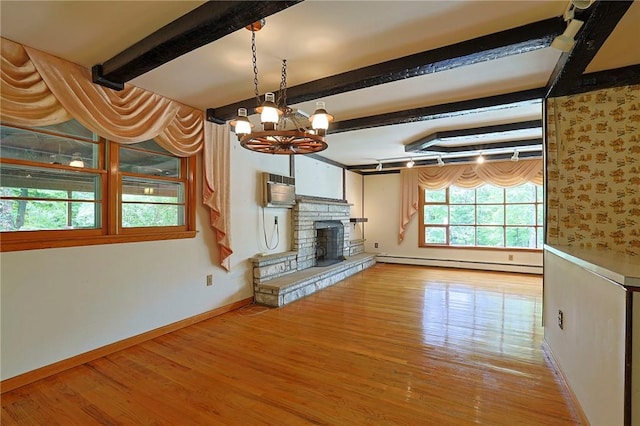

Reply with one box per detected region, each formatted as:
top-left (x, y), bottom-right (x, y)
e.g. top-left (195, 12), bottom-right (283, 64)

top-left (314, 221), bottom-right (345, 267)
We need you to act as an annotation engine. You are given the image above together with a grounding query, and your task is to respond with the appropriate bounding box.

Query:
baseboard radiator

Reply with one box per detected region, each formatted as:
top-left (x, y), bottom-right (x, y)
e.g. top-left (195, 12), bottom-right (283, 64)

top-left (375, 255), bottom-right (543, 275)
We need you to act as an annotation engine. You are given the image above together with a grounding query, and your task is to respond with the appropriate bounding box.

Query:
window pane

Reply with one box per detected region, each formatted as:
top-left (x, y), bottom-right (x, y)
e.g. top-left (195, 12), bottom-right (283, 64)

top-left (536, 185), bottom-right (544, 202)
top-left (120, 146), bottom-right (180, 178)
top-left (477, 226), bottom-right (504, 247)
top-left (33, 119), bottom-right (96, 141)
top-left (1, 164), bottom-right (100, 198)
top-left (122, 178), bottom-right (184, 203)
top-left (450, 205), bottom-right (475, 224)
top-left (122, 203), bottom-right (182, 228)
top-left (537, 203), bottom-right (544, 225)
top-left (1, 164), bottom-right (101, 231)
top-left (122, 178), bottom-right (184, 228)
top-left (506, 227), bottom-right (536, 248)
top-left (424, 205), bottom-right (448, 224)
top-left (425, 188), bottom-right (446, 203)
top-left (450, 226), bottom-right (475, 246)
top-left (477, 185), bottom-right (504, 203)
top-left (477, 205), bottom-right (504, 225)
top-left (506, 183), bottom-right (536, 203)
top-left (1, 126), bottom-right (99, 168)
top-left (0, 199), bottom-right (99, 231)
top-left (537, 227), bottom-right (544, 248)
top-left (506, 204), bottom-right (536, 225)
top-left (450, 186), bottom-right (475, 204)
top-left (425, 227), bottom-right (446, 244)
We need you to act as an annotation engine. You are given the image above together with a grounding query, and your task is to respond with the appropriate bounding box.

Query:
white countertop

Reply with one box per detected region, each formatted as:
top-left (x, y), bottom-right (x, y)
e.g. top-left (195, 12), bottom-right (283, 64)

top-left (545, 244), bottom-right (640, 288)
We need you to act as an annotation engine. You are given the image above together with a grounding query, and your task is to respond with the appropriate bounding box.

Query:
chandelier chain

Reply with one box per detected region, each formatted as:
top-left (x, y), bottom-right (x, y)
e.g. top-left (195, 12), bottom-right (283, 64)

top-left (279, 60), bottom-right (288, 110)
top-left (251, 27), bottom-right (260, 107)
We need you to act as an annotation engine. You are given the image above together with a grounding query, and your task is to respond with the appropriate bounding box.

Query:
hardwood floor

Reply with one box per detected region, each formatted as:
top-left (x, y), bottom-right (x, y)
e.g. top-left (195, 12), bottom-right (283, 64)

top-left (1, 264), bottom-right (583, 425)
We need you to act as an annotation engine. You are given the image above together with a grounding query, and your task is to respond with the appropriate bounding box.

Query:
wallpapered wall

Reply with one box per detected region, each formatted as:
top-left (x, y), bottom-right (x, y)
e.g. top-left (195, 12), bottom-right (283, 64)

top-left (546, 84), bottom-right (640, 256)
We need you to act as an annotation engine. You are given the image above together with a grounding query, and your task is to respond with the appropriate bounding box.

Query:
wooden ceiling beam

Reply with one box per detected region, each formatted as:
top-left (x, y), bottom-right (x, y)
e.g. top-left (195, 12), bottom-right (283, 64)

top-left (420, 138), bottom-right (543, 154)
top-left (546, 0), bottom-right (634, 97)
top-left (404, 120), bottom-right (541, 152)
top-left (207, 18), bottom-right (564, 123)
top-left (562, 64), bottom-right (640, 96)
top-left (92, 1), bottom-right (302, 90)
top-left (330, 88), bottom-right (545, 134)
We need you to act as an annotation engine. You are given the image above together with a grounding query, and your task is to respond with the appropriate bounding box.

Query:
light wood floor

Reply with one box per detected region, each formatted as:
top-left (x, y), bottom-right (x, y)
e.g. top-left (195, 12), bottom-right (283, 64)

top-left (2, 264), bottom-right (583, 425)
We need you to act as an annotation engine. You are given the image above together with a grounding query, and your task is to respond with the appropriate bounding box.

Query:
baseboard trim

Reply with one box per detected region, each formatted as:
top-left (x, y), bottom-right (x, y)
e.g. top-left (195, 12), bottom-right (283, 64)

top-left (1, 296), bottom-right (253, 394)
top-left (376, 255), bottom-right (543, 275)
top-left (542, 340), bottom-right (591, 426)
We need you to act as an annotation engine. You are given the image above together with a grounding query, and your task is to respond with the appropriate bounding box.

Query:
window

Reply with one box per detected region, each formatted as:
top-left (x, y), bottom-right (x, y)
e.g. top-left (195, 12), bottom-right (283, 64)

top-left (420, 183), bottom-right (543, 249)
top-left (0, 121), bottom-right (196, 251)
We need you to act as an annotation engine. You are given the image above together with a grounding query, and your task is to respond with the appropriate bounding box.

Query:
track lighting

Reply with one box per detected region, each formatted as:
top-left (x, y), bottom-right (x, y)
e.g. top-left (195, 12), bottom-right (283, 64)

top-left (551, 19), bottom-right (584, 52)
top-left (406, 159), bottom-right (415, 168)
top-left (477, 154), bottom-right (485, 164)
top-left (511, 150), bottom-right (519, 162)
top-left (375, 161), bottom-right (383, 171)
top-left (437, 156), bottom-right (445, 167)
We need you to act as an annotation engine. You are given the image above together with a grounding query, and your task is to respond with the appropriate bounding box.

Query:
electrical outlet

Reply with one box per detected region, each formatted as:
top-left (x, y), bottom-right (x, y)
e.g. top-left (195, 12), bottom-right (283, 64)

top-left (557, 310), bottom-right (564, 330)
top-left (206, 274), bottom-right (213, 286)
top-left (374, 242), bottom-right (379, 248)
top-left (508, 254), bottom-right (514, 261)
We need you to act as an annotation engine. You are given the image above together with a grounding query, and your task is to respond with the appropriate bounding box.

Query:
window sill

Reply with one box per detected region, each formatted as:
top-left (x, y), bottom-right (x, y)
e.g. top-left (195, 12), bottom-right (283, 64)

top-left (1, 230), bottom-right (197, 252)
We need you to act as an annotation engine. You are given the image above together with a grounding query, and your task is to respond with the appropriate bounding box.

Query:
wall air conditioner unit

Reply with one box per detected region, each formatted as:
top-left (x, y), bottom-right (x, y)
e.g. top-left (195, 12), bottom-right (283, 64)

top-left (263, 172), bottom-right (296, 208)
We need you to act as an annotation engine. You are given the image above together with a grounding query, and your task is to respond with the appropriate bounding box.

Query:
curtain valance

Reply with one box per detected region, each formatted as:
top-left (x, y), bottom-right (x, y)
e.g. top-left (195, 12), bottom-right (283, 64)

top-left (1, 37), bottom-right (203, 157)
top-left (1, 37), bottom-right (233, 270)
top-left (399, 159), bottom-right (543, 241)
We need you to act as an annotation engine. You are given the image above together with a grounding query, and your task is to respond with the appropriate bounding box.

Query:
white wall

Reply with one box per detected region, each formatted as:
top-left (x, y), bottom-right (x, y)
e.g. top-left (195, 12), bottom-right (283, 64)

top-left (363, 173), bottom-right (543, 273)
top-left (295, 156), bottom-right (343, 200)
top-left (345, 171), bottom-right (364, 241)
top-left (0, 135), bottom-right (297, 381)
top-left (543, 250), bottom-right (627, 426)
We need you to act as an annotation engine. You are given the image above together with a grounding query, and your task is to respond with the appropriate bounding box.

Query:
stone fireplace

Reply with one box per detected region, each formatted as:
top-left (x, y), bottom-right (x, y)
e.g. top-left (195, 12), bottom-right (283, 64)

top-left (293, 197), bottom-right (350, 270)
top-left (250, 196), bottom-right (375, 307)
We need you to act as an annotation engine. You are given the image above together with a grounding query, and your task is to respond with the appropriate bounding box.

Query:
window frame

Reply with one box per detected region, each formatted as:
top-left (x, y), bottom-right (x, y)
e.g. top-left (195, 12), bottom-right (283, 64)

top-left (419, 183), bottom-right (543, 251)
top-left (1, 123), bottom-right (196, 252)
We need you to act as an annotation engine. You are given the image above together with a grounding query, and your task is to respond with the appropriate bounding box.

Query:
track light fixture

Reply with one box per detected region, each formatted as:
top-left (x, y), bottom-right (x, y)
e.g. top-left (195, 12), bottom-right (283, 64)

top-left (437, 156), bottom-right (445, 167)
top-left (406, 159), bottom-right (415, 168)
top-left (375, 161), bottom-right (383, 171)
top-left (511, 150), bottom-right (520, 162)
top-left (477, 154), bottom-right (485, 164)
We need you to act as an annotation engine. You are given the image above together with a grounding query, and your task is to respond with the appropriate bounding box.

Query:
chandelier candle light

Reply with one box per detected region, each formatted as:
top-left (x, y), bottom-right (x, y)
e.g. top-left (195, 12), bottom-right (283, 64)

top-left (231, 20), bottom-right (334, 155)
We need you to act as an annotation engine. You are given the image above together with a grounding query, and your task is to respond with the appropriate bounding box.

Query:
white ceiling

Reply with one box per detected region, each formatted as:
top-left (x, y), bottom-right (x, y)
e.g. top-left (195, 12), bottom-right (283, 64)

top-left (1, 1), bottom-right (638, 168)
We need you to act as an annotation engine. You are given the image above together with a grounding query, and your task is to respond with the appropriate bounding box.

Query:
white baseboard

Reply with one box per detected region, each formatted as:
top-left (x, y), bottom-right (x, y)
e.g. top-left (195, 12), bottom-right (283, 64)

top-left (375, 255), bottom-right (543, 275)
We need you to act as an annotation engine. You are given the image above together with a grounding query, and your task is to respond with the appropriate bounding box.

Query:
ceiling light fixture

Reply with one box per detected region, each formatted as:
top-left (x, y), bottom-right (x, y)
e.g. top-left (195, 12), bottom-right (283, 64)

top-left (231, 20), bottom-right (333, 155)
top-left (69, 152), bottom-right (84, 168)
top-left (511, 150), bottom-right (520, 162)
top-left (406, 159), bottom-right (415, 168)
top-left (375, 161), bottom-right (383, 171)
top-left (437, 156), bottom-right (445, 167)
top-left (477, 154), bottom-right (485, 164)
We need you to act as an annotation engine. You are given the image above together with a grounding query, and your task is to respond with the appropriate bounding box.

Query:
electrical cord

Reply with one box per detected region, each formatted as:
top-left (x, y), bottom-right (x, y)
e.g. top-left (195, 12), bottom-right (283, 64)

top-left (261, 207), bottom-right (279, 250)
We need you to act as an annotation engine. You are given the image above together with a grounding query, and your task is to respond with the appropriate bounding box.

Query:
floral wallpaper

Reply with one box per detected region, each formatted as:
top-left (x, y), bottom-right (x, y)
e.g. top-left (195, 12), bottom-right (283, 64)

top-left (547, 84), bottom-right (640, 256)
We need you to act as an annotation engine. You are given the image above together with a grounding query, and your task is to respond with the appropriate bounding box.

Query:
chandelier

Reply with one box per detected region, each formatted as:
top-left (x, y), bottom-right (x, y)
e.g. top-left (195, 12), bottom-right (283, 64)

top-left (230, 21), bottom-right (333, 155)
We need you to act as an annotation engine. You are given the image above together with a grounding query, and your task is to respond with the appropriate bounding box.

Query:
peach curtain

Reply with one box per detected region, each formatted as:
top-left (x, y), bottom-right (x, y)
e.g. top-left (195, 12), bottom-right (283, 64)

top-left (1, 37), bottom-right (233, 268)
top-left (399, 159), bottom-right (543, 241)
top-left (203, 122), bottom-right (233, 271)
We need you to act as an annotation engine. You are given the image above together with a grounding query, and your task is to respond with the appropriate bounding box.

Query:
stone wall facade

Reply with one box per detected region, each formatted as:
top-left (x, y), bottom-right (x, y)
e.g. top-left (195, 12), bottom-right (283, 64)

top-left (293, 198), bottom-right (351, 270)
